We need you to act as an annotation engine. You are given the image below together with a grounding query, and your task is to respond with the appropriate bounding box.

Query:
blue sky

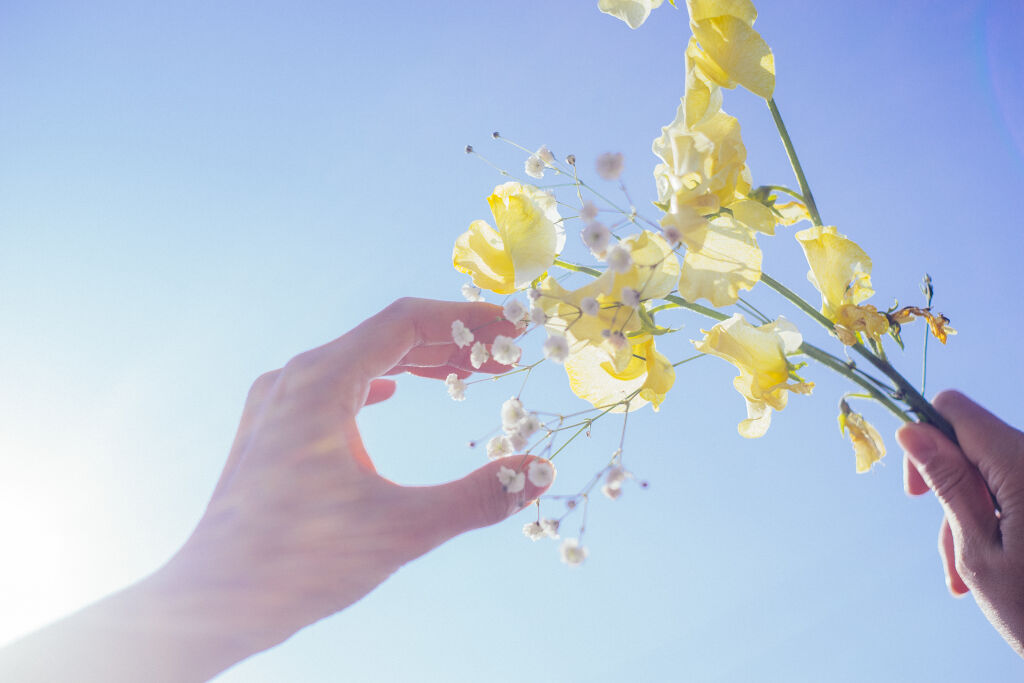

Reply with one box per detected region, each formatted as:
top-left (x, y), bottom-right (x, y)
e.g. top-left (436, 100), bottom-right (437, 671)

top-left (1, 0), bottom-right (1023, 680)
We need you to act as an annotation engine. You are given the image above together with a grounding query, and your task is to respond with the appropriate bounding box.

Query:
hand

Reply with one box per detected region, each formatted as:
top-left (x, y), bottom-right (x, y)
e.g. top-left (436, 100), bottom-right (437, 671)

top-left (0, 298), bottom-right (553, 682)
top-left (897, 390), bottom-right (1024, 656)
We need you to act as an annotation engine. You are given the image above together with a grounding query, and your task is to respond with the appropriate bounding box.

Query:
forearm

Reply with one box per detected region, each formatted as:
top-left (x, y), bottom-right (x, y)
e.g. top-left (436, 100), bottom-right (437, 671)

top-left (0, 551), bottom-right (292, 683)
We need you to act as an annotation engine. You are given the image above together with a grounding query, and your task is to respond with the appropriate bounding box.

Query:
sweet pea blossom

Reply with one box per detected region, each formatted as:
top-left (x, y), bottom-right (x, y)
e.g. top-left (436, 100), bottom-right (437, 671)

top-left (839, 404), bottom-right (887, 473)
top-left (795, 225), bottom-right (874, 321)
top-left (693, 314), bottom-right (812, 437)
top-left (684, 0), bottom-right (775, 100)
top-left (565, 337), bottom-right (675, 413)
top-left (453, 182), bottom-right (566, 294)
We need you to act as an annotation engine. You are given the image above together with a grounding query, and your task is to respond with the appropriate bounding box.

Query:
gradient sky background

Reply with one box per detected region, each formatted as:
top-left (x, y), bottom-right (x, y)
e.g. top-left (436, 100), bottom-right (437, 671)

top-left (2, 1), bottom-right (1023, 681)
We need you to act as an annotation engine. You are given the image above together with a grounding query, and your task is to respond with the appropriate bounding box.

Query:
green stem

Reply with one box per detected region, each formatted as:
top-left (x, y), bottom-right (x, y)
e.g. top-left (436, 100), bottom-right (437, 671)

top-left (767, 99), bottom-right (823, 226)
top-left (798, 342), bottom-right (910, 423)
top-left (761, 184), bottom-right (806, 203)
top-left (662, 294), bottom-right (729, 322)
top-left (553, 258), bottom-right (602, 278)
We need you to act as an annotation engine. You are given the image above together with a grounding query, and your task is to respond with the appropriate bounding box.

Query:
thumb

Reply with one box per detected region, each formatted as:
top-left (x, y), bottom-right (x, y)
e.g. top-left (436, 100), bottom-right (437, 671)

top-left (897, 422), bottom-right (1000, 553)
top-left (408, 455), bottom-right (556, 546)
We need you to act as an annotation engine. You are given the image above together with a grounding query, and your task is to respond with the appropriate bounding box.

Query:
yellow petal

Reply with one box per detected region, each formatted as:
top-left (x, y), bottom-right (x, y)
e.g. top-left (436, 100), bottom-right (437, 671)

top-left (841, 411), bottom-right (886, 473)
top-left (774, 200), bottom-right (811, 226)
top-left (794, 225), bottom-right (874, 320)
top-left (488, 182), bottom-right (565, 290)
top-left (610, 230), bottom-right (681, 301)
top-left (689, 15), bottom-right (775, 99)
top-left (694, 314), bottom-right (810, 437)
top-left (452, 219), bottom-right (516, 294)
top-left (565, 338), bottom-right (674, 413)
top-left (686, 0), bottom-right (757, 24)
top-left (678, 216), bottom-right (762, 307)
top-left (684, 37), bottom-right (724, 128)
top-left (597, 0), bottom-right (665, 28)
top-left (728, 197), bottom-right (777, 235)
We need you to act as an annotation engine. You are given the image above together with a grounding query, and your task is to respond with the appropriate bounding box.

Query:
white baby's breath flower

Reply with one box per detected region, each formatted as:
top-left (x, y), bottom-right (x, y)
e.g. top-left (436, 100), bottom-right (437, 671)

top-left (523, 521), bottom-right (545, 541)
top-left (621, 287), bottom-right (641, 307)
top-left (491, 335), bottom-right (522, 365)
top-left (515, 413), bottom-right (543, 439)
top-left (581, 222), bottom-right (612, 259)
top-left (595, 152), bottom-right (624, 180)
top-left (580, 297), bottom-right (599, 316)
top-left (536, 145), bottom-right (555, 164)
top-left (470, 341), bottom-right (490, 369)
top-left (606, 244), bottom-right (632, 274)
top-left (486, 435), bottom-right (513, 460)
top-left (603, 329), bottom-right (628, 351)
top-left (451, 319), bottom-right (474, 348)
top-left (580, 201), bottom-right (598, 222)
top-left (525, 155), bottom-right (545, 179)
top-left (526, 287), bottom-right (542, 303)
top-left (506, 430), bottom-right (529, 452)
top-left (445, 373), bottom-right (467, 401)
top-left (605, 466), bottom-right (626, 488)
top-left (461, 282), bottom-right (484, 302)
top-left (501, 397), bottom-right (527, 429)
top-left (543, 334), bottom-right (569, 363)
top-left (661, 225), bottom-right (682, 248)
top-left (530, 307), bottom-right (547, 325)
top-left (497, 466), bottom-right (526, 493)
top-left (560, 538), bottom-right (588, 566)
top-left (540, 518), bottom-right (560, 538)
top-left (601, 483), bottom-right (623, 500)
top-left (503, 299), bottom-right (527, 325)
top-left (527, 460), bottom-right (555, 487)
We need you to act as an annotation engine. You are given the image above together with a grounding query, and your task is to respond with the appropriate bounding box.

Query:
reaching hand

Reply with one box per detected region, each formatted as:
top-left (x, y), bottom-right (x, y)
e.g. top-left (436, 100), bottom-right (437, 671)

top-left (898, 390), bottom-right (1024, 657)
top-left (0, 298), bottom-right (554, 682)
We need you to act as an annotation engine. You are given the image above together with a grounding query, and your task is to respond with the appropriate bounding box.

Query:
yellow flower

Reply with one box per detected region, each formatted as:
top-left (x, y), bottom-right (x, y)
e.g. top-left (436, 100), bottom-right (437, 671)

top-left (653, 103), bottom-right (748, 211)
top-left (838, 403), bottom-right (886, 473)
top-left (597, 0), bottom-right (664, 29)
top-left (539, 231), bottom-right (679, 372)
top-left (684, 0), bottom-right (775, 100)
top-left (694, 314), bottom-right (812, 437)
top-left (794, 225), bottom-right (874, 321)
top-left (453, 182), bottom-right (564, 294)
top-left (565, 337), bottom-right (675, 412)
top-left (677, 215), bottom-right (762, 307)
top-left (833, 303), bottom-right (890, 346)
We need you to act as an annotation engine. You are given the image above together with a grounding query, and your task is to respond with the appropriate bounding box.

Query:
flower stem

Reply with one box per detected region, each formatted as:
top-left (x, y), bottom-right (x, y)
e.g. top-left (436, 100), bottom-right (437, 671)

top-left (798, 342), bottom-right (910, 423)
top-left (767, 99), bottom-right (823, 227)
top-left (553, 258), bottom-right (602, 278)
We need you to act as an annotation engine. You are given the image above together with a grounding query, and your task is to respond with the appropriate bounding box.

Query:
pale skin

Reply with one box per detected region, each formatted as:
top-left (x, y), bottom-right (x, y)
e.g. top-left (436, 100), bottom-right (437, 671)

top-left (898, 390), bottom-right (1024, 657)
top-left (0, 298), bottom-right (553, 682)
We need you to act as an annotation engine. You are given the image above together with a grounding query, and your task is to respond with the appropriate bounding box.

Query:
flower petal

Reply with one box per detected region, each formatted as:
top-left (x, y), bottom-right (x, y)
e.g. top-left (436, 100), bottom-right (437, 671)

top-left (678, 216), bottom-right (762, 307)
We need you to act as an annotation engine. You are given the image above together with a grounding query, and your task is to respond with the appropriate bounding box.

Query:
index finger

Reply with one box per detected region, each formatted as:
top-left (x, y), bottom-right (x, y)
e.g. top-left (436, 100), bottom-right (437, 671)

top-left (932, 390), bottom-right (1024, 497)
top-left (318, 298), bottom-right (519, 384)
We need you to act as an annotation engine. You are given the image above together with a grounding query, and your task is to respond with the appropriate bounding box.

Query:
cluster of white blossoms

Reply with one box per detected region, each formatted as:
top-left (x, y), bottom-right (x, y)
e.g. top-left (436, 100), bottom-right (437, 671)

top-left (524, 145), bottom-right (556, 179)
top-left (487, 397), bottom-right (544, 457)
